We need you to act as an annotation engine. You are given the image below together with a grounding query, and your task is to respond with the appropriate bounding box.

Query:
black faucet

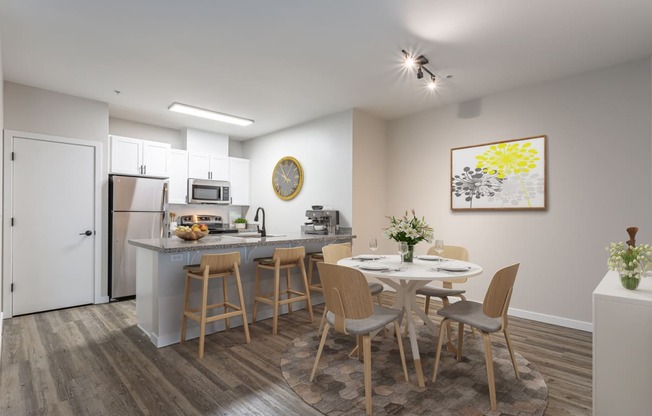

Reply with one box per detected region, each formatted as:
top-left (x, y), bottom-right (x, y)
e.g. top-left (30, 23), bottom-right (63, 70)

top-left (254, 207), bottom-right (266, 237)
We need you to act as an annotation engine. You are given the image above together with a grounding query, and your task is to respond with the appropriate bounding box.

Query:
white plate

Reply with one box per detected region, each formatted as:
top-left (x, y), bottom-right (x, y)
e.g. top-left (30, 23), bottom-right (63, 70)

top-left (359, 263), bottom-right (389, 271)
top-left (438, 264), bottom-right (471, 272)
top-left (355, 254), bottom-right (383, 260)
top-left (417, 255), bottom-right (442, 261)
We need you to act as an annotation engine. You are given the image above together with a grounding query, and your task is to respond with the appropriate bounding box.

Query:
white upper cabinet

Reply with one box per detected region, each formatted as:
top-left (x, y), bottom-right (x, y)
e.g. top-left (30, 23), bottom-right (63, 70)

top-left (110, 135), bottom-right (170, 177)
top-left (188, 152), bottom-right (229, 181)
top-left (229, 157), bottom-right (250, 206)
top-left (169, 149), bottom-right (188, 204)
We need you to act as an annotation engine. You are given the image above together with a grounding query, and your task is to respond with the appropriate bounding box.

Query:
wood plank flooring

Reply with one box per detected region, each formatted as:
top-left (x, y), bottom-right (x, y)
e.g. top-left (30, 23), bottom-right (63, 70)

top-left (0, 295), bottom-right (592, 415)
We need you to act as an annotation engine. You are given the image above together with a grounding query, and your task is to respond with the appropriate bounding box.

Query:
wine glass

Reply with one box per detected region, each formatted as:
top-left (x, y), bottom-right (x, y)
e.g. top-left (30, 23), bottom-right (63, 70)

top-left (434, 239), bottom-right (444, 264)
top-left (369, 238), bottom-right (378, 261)
top-left (398, 241), bottom-right (409, 268)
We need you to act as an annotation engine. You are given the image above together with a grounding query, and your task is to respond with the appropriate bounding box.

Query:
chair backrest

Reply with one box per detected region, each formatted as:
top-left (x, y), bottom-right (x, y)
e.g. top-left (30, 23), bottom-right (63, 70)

top-left (482, 263), bottom-right (520, 321)
top-left (273, 246), bottom-right (305, 264)
top-left (322, 242), bottom-right (352, 264)
top-left (317, 262), bottom-right (374, 334)
top-left (427, 245), bottom-right (469, 284)
top-left (199, 252), bottom-right (241, 274)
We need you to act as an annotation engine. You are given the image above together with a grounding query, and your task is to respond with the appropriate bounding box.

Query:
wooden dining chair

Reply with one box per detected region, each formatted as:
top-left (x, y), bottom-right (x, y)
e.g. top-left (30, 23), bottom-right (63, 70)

top-left (318, 243), bottom-right (384, 333)
top-left (416, 245), bottom-right (470, 314)
top-left (432, 263), bottom-right (521, 411)
top-left (310, 263), bottom-right (408, 415)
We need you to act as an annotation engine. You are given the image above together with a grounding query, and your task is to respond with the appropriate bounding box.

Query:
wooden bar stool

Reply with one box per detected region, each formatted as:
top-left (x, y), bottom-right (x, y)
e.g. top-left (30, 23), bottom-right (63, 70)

top-left (180, 252), bottom-right (250, 358)
top-left (307, 251), bottom-right (324, 296)
top-left (251, 246), bottom-right (314, 335)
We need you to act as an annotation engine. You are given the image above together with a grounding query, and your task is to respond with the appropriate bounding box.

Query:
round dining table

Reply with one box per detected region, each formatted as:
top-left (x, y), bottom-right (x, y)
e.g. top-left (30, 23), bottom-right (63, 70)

top-left (337, 254), bottom-right (483, 387)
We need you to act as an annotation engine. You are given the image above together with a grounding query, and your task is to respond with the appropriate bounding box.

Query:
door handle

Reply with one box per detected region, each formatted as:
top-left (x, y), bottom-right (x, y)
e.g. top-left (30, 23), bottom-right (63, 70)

top-left (79, 230), bottom-right (93, 236)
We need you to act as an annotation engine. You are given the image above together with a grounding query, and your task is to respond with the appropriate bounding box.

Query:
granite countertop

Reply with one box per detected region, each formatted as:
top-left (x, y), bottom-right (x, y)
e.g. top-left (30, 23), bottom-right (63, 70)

top-left (129, 233), bottom-right (355, 253)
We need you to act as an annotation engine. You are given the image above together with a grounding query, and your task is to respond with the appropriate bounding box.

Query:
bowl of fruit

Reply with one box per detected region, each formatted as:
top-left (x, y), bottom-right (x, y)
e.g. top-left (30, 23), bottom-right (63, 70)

top-left (174, 224), bottom-right (209, 241)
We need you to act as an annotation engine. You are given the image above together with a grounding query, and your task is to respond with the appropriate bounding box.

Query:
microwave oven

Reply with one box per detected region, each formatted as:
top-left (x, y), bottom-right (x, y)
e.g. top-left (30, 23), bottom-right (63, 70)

top-left (187, 178), bottom-right (230, 204)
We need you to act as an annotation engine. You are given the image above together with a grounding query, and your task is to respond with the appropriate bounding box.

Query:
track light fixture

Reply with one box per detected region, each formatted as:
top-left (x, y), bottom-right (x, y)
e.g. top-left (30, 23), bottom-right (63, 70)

top-left (402, 49), bottom-right (439, 90)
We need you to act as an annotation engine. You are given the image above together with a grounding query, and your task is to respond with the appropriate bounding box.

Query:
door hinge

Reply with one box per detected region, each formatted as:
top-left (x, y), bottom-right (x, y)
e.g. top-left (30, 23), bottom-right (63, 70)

top-left (11, 283), bottom-right (14, 292)
top-left (11, 152), bottom-right (15, 161)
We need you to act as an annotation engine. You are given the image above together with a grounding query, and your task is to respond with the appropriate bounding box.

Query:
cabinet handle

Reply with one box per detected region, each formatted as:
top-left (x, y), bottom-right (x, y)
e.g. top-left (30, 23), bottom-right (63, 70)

top-left (144, 165), bottom-right (147, 175)
top-left (208, 171), bottom-right (212, 179)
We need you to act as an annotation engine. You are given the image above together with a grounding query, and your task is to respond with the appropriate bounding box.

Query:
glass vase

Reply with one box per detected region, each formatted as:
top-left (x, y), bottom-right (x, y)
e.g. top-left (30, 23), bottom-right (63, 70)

top-left (620, 273), bottom-right (640, 290)
top-left (403, 245), bottom-right (415, 263)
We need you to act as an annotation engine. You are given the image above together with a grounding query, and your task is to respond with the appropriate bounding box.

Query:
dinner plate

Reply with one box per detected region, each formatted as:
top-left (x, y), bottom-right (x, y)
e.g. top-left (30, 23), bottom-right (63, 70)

top-left (438, 264), bottom-right (471, 272)
top-left (359, 263), bottom-right (389, 271)
top-left (416, 255), bottom-right (442, 261)
top-left (355, 254), bottom-right (383, 260)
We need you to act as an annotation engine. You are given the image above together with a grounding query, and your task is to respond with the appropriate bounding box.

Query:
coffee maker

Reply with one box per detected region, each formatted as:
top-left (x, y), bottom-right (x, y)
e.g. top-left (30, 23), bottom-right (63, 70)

top-left (304, 210), bottom-right (339, 234)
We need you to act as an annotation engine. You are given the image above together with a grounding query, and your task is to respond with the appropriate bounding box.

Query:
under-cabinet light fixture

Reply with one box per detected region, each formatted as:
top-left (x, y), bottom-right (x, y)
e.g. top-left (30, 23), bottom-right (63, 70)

top-left (402, 49), bottom-right (439, 91)
top-left (168, 102), bottom-right (254, 127)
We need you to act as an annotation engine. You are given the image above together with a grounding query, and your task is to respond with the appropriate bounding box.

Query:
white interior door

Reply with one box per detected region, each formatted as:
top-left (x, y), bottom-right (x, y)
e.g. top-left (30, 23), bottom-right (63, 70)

top-left (11, 136), bottom-right (96, 315)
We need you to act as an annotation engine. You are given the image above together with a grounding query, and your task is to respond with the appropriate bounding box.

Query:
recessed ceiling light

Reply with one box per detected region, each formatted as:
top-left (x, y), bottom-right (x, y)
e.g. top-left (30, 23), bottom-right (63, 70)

top-left (168, 102), bottom-right (254, 127)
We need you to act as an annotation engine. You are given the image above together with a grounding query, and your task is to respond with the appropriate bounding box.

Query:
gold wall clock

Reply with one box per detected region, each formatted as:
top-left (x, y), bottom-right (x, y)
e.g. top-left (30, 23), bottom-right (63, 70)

top-left (272, 156), bottom-right (303, 200)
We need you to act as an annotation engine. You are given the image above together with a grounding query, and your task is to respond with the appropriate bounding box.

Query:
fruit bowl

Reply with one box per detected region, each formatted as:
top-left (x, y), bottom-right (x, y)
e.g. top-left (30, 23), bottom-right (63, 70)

top-left (174, 226), bottom-right (209, 241)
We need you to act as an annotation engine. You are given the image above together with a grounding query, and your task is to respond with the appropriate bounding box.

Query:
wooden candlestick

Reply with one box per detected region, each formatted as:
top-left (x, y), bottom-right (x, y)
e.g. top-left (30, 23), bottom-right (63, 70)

top-left (626, 227), bottom-right (638, 247)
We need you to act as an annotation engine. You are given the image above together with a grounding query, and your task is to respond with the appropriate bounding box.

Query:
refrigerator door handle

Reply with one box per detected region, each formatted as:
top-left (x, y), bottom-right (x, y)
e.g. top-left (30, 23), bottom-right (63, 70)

top-left (161, 182), bottom-right (169, 238)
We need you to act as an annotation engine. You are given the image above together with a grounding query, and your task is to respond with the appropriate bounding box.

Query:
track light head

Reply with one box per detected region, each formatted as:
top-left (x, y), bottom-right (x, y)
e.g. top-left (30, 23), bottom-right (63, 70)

top-left (402, 49), bottom-right (444, 92)
top-left (417, 66), bottom-right (424, 79)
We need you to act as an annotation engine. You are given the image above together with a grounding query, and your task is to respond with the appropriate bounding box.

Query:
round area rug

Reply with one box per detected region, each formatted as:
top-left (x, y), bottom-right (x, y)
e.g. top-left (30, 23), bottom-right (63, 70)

top-left (281, 324), bottom-right (548, 415)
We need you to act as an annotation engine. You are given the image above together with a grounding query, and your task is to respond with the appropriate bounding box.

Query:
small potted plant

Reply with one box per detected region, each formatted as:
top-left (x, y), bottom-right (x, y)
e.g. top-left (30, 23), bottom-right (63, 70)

top-left (234, 217), bottom-right (248, 230)
top-left (607, 227), bottom-right (652, 290)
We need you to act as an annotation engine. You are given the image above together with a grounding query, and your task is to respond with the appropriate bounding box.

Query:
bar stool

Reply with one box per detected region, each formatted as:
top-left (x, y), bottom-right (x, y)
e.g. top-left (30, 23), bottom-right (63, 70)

top-left (180, 252), bottom-right (250, 358)
top-left (307, 251), bottom-right (324, 296)
top-left (252, 246), bottom-right (314, 335)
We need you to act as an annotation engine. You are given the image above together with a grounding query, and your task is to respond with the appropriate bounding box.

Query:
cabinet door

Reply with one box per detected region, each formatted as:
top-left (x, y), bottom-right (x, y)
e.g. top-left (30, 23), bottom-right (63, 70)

top-left (209, 155), bottom-right (229, 181)
top-left (169, 149), bottom-right (188, 204)
top-left (142, 140), bottom-right (170, 177)
top-left (110, 136), bottom-right (142, 175)
top-left (187, 152), bottom-right (211, 179)
top-left (229, 157), bottom-right (250, 206)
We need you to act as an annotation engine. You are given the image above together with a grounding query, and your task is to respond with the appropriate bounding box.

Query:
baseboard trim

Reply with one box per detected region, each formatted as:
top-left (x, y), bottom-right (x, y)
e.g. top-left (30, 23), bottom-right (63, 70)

top-left (508, 307), bottom-right (593, 332)
top-left (95, 296), bottom-right (110, 304)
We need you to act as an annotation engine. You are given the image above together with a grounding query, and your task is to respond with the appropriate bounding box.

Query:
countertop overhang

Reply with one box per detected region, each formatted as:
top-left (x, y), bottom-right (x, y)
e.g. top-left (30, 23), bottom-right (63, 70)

top-left (129, 233), bottom-right (355, 253)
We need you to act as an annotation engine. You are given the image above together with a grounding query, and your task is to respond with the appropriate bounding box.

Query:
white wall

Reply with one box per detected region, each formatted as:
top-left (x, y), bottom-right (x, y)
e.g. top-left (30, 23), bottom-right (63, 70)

top-left (3, 82), bottom-right (111, 300)
top-left (0, 23), bottom-right (4, 342)
top-left (243, 110), bottom-right (353, 235)
top-left (386, 58), bottom-right (652, 329)
top-left (352, 109), bottom-right (388, 255)
top-left (109, 117), bottom-right (182, 148)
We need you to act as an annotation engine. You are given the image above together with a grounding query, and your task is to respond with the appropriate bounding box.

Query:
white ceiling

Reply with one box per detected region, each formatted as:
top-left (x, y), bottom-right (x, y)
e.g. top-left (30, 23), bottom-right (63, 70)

top-left (2, 1), bottom-right (652, 140)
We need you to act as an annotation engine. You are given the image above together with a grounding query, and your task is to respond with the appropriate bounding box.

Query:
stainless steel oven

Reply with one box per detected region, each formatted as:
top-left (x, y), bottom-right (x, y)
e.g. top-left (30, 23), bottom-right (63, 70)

top-left (187, 178), bottom-right (230, 204)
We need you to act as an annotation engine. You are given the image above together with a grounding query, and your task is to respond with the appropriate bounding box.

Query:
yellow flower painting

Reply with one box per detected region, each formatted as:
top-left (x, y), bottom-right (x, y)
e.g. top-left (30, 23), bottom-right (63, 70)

top-left (451, 136), bottom-right (546, 210)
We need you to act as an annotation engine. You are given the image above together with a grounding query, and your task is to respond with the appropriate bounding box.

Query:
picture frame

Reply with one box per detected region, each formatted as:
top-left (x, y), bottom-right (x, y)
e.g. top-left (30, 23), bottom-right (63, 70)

top-left (450, 135), bottom-right (547, 211)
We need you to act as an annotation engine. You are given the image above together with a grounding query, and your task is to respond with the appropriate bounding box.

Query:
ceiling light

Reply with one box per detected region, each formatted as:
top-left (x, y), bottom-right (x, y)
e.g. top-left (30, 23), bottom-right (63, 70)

top-left (168, 102), bottom-right (254, 126)
top-left (401, 50), bottom-right (444, 92)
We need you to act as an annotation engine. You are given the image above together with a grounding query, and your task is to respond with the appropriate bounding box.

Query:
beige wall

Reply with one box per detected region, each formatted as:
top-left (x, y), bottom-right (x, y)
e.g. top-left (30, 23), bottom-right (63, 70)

top-left (351, 110), bottom-right (388, 256)
top-left (385, 58), bottom-right (652, 329)
top-left (3, 82), bottom-right (111, 300)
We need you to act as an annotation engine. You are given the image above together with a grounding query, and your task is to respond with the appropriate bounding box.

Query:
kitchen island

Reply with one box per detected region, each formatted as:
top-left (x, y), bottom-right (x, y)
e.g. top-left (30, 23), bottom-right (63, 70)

top-left (129, 233), bottom-right (354, 347)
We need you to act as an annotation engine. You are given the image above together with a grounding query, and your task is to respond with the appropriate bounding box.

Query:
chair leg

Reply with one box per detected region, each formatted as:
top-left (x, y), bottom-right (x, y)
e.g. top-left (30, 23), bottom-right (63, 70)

top-left (299, 260), bottom-right (314, 322)
top-left (459, 294), bottom-right (477, 337)
top-left (424, 295), bottom-right (431, 315)
top-left (233, 265), bottom-right (250, 344)
top-left (375, 293), bottom-right (384, 307)
top-left (252, 265), bottom-right (260, 324)
top-left (272, 266), bottom-right (280, 335)
top-left (318, 306), bottom-right (327, 335)
top-left (457, 322), bottom-right (464, 361)
top-left (482, 332), bottom-right (497, 411)
top-left (442, 297), bottom-right (455, 353)
top-left (286, 268), bottom-right (293, 314)
top-left (223, 276), bottom-right (230, 332)
top-left (393, 321), bottom-right (409, 382)
top-left (180, 274), bottom-right (191, 344)
top-left (432, 317), bottom-right (448, 383)
top-left (310, 322), bottom-right (330, 382)
top-left (503, 327), bottom-right (520, 379)
top-left (198, 274), bottom-right (210, 358)
top-left (362, 334), bottom-right (372, 415)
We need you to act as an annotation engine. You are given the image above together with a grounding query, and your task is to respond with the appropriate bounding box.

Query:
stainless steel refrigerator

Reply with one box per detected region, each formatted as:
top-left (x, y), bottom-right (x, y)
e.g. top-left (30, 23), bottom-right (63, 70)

top-left (109, 175), bottom-right (168, 299)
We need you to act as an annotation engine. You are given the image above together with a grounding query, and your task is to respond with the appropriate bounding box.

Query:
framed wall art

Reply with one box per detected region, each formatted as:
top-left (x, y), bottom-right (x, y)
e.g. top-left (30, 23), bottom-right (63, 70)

top-left (451, 135), bottom-right (547, 211)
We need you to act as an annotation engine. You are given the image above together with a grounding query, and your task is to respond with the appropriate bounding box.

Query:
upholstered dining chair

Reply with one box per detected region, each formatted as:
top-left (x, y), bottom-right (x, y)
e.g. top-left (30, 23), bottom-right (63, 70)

top-left (416, 245), bottom-right (470, 315)
top-left (310, 263), bottom-right (408, 415)
top-left (319, 243), bottom-right (385, 332)
top-left (432, 263), bottom-right (521, 411)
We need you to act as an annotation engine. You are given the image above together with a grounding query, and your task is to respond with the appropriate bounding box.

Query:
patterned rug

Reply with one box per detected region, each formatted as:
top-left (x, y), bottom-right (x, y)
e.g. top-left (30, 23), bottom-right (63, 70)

top-left (281, 323), bottom-right (548, 415)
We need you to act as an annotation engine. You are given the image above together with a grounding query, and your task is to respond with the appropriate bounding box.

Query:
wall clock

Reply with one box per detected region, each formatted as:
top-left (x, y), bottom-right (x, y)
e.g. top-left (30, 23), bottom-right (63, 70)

top-left (272, 156), bottom-right (303, 200)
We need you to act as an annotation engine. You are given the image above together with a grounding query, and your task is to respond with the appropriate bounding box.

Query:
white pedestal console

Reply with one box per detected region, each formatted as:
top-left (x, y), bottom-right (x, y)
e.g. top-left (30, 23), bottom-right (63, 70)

top-left (592, 271), bottom-right (652, 416)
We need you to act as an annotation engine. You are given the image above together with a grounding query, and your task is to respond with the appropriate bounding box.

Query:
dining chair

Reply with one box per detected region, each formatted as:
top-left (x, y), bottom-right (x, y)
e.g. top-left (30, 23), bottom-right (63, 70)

top-left (432, 263), bottom-right (521, 411)
top-left (310, 262), bottom-right (408, 415)
top-left (180, 252), bottom-right (250, 358)
top-left (319, 243), bottom-right (384, 332)
top-left (416, 245), bottom-right (470, 315)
